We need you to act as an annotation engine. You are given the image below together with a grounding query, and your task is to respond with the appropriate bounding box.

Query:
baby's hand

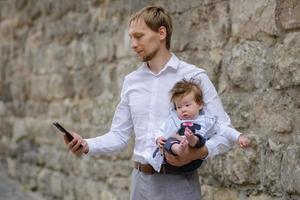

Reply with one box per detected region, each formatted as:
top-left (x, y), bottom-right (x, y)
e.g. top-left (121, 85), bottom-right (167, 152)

top-left (238, 135), bottom-right (250, 148)
top-left (156, 136), bottom-right (166, 148)
top-left (184, 128), bottom-right (198, 147)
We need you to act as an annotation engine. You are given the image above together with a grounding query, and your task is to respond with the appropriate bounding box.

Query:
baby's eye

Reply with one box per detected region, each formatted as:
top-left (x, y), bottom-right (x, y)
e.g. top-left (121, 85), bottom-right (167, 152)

top-left (186, 104), bottom-right (190, 107)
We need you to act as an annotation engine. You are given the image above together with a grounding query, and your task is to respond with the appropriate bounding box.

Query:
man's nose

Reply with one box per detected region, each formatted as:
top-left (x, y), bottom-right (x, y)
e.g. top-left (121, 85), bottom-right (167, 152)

top-left (130, 39), bottom-right (138, 49)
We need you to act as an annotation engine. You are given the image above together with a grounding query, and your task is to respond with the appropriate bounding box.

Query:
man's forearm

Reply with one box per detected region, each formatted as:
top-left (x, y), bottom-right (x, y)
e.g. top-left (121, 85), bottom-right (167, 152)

top-left (165, 144), bottom-right (208, 166)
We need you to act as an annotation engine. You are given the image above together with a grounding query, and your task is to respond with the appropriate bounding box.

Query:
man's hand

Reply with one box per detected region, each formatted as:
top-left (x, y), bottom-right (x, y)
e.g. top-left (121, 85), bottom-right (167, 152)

top-left (165, 141), bottom-right (208, 166)
top-left (64, 132), bottom-right (89, 156)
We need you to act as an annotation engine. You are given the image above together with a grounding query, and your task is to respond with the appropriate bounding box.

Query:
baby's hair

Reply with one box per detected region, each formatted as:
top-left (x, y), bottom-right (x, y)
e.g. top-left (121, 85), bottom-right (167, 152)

top-left (170, 78), bottom-right (203, 106)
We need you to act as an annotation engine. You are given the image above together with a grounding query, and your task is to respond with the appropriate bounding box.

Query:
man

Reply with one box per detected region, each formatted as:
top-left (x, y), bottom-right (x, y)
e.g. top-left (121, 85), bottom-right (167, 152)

top-left (66, 6), bottom-right (235, 200)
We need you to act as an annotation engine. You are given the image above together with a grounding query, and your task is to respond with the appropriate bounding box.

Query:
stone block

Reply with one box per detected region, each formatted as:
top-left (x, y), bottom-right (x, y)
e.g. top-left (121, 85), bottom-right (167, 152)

top-left (274, 32), bottom-right (300, 88)
top-left (248, 193), bottom-right (281, 200)
top-left (73, 178), bottom-right (103, 200)
top-left (73, 67), bottom-right (104, 98)
top-left (177, 49), bottom-right (223, 85)
top-left (202, 185), bottom-right (239, 200)
top-left (25, 101), bottom-right (49, 118)
top-left (201, 134), bottom-right (260, 186)
top-left (279, 0), bottom-right (300, 30)
top-left (37, 168), bottom-right (52, 194)
top-left (9, 74), bottom-right (28, 101)
top-left (115, 27), bottom-right (135, 59)
top-left (0, 101), bottom-right (5, 116)
top-left (261, 139), bottom-right (284, 194)
top-left (230, 0), bottom-right (278, 39)
top-left (49, 171), bottom-right (63, 198)
top-left (44, 43), bottom-right (70, 74)
top-left (47, 101), bottom-right (68, 118)
top-left (172, 1), bottom-right (230, 51)
top-left (221, 93), bottom-right (255, 129)
top-left (281, 146), bottom-right (300, 195)
top-left (253, 91), bottom-right (296, 137)
top-left (225, 41), bottom-right (274, 92)
top-left (18, 163), bottom-right (41, 191)
top-left (12, 120), bottom-right (27, 142)
top-left (94, 33), bottom-right (115, 61)
top-left (29, 74), bottom-right (74, 100)
top-left (223, 140), bottom-right (260, 185)
top-left (28, 75), bottom-right (50, 101)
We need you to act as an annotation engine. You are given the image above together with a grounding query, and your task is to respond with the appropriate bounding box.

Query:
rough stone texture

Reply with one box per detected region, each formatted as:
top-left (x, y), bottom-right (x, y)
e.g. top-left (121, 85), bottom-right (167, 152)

top-left (0, 0), bottom-right (299, 200)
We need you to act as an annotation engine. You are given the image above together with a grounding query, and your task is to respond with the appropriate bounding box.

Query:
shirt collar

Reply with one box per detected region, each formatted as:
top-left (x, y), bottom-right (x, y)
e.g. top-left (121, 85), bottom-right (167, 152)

top-left (138, 53), bottom-right (180, 75)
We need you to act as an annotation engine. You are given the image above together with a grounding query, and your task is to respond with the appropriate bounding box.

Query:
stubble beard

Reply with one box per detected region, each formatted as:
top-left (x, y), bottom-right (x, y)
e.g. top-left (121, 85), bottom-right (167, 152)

top-left (141, 48), bottom-right (159, 62)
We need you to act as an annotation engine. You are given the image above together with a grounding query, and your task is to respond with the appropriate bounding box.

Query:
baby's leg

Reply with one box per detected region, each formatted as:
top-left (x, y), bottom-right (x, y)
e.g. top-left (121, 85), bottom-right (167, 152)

top-left (163, 137), bottom-right (180, 155)
top-left (184, 128), bottom-right (199, 147)
top-left (171, 143), bottom-right (183, 155)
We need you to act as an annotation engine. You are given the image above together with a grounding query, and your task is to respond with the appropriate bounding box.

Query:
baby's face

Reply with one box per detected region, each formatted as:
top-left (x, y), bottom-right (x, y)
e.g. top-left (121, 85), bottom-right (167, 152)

top-left (174, 93), bottom-right (203, 120)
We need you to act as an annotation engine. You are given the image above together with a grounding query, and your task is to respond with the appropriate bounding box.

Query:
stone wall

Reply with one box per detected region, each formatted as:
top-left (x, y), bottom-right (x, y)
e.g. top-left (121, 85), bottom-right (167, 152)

top-left (0, 0), bottom-right (299, 199)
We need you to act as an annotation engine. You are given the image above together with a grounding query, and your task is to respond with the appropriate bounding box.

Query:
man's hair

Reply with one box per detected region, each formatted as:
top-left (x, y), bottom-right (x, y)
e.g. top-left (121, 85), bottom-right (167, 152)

top-left (129, 6), bottom-right (173, 50)
top-left (170, 79), bottom-right (203, 106)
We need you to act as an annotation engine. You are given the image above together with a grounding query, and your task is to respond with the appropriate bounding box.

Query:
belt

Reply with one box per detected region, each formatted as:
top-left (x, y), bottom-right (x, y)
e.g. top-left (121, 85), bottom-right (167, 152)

top-left (134, 162), bottom-right (180, 175)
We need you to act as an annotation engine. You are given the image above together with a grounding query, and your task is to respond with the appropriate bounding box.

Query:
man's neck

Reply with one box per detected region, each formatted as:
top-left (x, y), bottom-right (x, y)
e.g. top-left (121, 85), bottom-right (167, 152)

top-left (147, 49), bottom-right (172, 75)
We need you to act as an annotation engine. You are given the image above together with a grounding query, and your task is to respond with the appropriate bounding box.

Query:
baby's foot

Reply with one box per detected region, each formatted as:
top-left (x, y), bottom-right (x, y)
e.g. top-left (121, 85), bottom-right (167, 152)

top-left (185, 127), bottom-right (198, 147)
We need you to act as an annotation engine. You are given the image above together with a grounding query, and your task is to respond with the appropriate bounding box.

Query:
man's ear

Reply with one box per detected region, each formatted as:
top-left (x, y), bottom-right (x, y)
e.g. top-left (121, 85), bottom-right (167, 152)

top-left (158, 26), bottom-right (167, 40)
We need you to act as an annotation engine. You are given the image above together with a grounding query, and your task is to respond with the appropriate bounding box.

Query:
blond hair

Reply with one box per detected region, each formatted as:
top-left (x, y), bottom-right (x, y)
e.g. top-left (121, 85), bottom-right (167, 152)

top-left (129, 6), bottom-right (173, 50)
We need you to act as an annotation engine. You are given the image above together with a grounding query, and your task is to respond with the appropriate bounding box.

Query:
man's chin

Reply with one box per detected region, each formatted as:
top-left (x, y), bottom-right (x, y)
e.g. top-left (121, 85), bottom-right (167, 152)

top-left (141, 56), bottom-right (151, 62)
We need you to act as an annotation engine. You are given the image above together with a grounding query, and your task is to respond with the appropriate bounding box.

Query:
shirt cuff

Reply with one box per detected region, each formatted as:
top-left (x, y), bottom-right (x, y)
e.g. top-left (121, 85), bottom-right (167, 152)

top-left (85, 138), bottom-right (96, 156)
top-left (233, 131), bottom-right (241, 142)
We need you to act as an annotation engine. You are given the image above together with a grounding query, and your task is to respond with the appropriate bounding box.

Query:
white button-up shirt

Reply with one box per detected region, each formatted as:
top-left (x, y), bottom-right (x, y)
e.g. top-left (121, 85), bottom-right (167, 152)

top-left (86, 54), bottom-right (234, 163)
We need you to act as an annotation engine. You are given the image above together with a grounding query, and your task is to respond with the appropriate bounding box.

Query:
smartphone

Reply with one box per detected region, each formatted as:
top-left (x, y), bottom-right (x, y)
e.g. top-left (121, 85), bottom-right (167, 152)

top-left (53, 122), bottom-right (74, 142)
top-left (53, 122), bottom-right (83, 148)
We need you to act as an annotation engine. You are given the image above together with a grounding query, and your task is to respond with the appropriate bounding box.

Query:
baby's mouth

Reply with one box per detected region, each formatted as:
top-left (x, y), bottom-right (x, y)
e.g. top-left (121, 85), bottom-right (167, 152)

top-left (182, 114), bottom-right (189, 119)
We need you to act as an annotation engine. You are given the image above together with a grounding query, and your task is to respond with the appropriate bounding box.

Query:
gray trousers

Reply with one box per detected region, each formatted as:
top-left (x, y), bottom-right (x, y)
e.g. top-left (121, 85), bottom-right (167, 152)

top-left (130, 169), bottom-right (202, 200)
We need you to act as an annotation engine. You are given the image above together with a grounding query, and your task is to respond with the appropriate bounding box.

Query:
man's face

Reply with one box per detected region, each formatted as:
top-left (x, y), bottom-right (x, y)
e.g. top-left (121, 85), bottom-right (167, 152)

top-left (128, 19), bottom-right (161, 62)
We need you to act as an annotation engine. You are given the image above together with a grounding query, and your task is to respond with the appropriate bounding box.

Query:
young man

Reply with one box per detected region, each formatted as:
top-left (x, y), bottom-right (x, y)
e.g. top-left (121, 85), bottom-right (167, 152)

top-left (66, 6), bottom-right (235, 200)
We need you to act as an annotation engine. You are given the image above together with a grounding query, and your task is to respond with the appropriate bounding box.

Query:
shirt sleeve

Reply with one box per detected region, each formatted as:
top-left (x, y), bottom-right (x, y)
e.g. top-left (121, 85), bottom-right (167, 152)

top-left (192, 71), bottom-right (235, 158)
top-left (193, 72), bottom-right (231, 125)
top-left (85, 78), bottom-right (134, 156)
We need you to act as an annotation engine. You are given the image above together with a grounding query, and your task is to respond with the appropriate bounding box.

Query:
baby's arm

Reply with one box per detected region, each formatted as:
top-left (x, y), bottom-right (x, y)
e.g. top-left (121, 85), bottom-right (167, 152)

top-left (217, 122), bottom-right (250, 148)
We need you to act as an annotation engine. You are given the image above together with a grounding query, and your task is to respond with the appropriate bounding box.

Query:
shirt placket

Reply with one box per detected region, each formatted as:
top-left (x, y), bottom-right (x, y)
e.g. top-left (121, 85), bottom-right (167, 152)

top-left (145, 76), bottom-right (159, 149)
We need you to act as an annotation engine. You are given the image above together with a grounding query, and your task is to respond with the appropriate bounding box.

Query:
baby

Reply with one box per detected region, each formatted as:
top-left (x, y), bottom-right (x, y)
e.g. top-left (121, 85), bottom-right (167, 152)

top-left (149, 79), bottom-right (250, 173)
